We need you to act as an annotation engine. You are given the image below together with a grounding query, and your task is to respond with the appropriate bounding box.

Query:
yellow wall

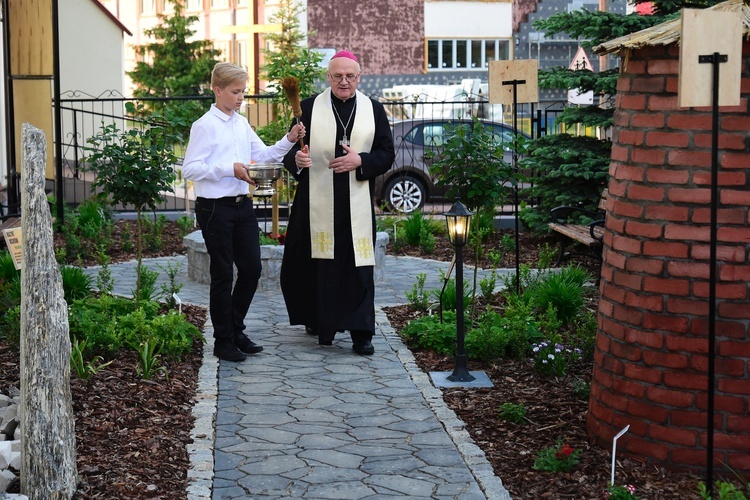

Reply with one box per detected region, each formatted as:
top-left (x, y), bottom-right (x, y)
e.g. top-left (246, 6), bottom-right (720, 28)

top-left (8, 0), bottom-right (55, 178)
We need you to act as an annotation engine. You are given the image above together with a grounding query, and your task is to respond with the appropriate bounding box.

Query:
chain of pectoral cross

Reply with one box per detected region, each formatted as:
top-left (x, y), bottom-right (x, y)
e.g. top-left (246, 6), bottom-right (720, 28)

top-left (331, 98), bottom-right (356, 147)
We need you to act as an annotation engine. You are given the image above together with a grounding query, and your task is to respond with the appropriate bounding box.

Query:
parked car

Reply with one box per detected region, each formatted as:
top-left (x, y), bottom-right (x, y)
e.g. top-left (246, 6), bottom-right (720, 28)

top-left (376, 118), bottom-right (528, 213)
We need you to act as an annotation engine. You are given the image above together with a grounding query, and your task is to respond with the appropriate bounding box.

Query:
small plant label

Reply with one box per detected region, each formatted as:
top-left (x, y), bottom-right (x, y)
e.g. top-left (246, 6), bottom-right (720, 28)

top-left (173, 293), bottom-right (182, 314)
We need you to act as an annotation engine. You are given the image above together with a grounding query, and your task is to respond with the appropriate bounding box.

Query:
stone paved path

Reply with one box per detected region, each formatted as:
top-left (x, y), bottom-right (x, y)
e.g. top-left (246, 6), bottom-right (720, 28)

top-left (93, 255), bottom-right (513, 499)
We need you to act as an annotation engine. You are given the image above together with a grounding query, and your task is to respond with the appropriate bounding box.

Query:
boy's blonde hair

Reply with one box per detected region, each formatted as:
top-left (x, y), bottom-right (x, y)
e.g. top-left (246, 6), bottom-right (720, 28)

top-left (211, 62), bottom-right (248, 89)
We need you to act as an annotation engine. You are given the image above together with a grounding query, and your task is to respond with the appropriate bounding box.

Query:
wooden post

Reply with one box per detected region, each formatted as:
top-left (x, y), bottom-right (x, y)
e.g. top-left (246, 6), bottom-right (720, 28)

top-left (19, 123), bottom-right (77, 499)
top-left (222, 0), bottom-right (281, 94)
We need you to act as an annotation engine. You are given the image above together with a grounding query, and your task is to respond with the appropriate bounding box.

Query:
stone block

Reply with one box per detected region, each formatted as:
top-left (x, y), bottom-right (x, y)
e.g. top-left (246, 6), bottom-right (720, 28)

top-left (184, 231), bottom-right (390, 289)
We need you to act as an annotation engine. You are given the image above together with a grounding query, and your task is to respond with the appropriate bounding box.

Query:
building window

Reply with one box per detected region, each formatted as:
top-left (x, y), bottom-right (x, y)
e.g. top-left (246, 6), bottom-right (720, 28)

top-left (186, 0), bottom-right (202, 10)
top-left (141, 0), bottom-right (156, 14)
top-left (211, 0), bottom-right (228, 7)
top-left (427, 39), bottom-right (511, 71)
top-left (236, 41), bottom-right (248, 69)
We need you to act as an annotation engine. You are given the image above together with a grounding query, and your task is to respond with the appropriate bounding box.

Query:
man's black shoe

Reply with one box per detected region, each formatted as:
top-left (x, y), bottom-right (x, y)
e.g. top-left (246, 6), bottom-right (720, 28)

top-left (214, 341), bottom-right (247, 362)
top-left (305, 326), bottom-right (317, 336)
top-left (235, 335), bottom-right (264, 354)
top-left (352, 340), bottom-right (374, 356)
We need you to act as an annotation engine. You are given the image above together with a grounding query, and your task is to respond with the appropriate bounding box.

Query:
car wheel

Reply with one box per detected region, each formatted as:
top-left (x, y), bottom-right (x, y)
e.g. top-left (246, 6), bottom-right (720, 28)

top-left (384, 176), bottom-right (425, 213)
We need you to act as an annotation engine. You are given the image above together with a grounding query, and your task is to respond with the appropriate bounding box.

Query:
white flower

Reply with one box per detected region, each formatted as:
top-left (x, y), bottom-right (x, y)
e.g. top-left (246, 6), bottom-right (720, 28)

top-left (547, 354), bottom-right (555, 360)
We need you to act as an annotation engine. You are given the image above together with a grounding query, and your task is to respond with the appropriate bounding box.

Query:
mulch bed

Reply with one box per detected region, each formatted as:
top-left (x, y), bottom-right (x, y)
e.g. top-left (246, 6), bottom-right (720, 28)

top-left (0, 220), bottom-right (713, 498)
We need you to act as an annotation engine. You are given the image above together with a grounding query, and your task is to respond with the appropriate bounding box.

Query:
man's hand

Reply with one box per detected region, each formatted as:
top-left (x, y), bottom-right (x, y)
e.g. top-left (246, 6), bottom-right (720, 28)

top-left (329, 144), bottom-right (362, 173)
top-left (295, 145), bottom-right (312, 169)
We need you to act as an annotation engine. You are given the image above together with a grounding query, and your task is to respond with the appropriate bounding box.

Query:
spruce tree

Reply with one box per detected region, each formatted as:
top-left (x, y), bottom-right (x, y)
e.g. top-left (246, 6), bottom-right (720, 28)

top-left (519, 0), bottom-right (724, 232)
top-left (127, 0), bottom-right (222, 138)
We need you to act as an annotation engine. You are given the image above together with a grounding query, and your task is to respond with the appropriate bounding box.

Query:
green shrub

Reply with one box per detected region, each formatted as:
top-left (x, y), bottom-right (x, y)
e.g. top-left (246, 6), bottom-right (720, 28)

top-left (403, 210), bottom-right (428, 246)
top-left (498, 402), bottom-right (526, 424)
top-left (418, 224), bottom-right (436, 253)
top-left (434, 276), bottom-right (472, 312)
top-left (401, 312), bottom-right (457, 355)
top-left (406, 273), bottom-right (430, 311)
top-left (60, 265), bottom-right (94, 303)
top-left (0, 251), bottom-right (20, 282)
top-left (465, 304), bottom-right (542, 361)
top-left (176, 215), bottom-right (194, 237)
top-left (525, 266), bottom-right (589, 326)
top-left (148, 310), bottom-right (203, 358)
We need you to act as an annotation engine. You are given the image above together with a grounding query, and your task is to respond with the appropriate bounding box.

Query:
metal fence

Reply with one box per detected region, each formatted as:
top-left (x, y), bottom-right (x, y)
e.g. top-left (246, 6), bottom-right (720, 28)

top-left (53, 91), bottom-right (570, 223)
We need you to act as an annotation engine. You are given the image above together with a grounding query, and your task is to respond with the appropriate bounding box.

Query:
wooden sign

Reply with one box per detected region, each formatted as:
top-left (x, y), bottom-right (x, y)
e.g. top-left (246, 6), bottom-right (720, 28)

top-left (678, 8), bottom-right (742, 108)
top-left (488, 59), bottom-right (539, 105)
top-left (2, 226), bottom-right (23, 270)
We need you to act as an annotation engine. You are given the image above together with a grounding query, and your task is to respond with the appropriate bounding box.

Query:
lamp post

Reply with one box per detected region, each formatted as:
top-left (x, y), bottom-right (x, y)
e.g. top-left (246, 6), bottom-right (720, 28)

top-left (445, 200), bottom-right (475, 383)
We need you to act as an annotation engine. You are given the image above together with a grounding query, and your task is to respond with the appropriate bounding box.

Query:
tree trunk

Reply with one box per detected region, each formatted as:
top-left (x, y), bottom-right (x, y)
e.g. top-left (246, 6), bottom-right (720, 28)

top-left (20, 123), bottom-right (78, 499)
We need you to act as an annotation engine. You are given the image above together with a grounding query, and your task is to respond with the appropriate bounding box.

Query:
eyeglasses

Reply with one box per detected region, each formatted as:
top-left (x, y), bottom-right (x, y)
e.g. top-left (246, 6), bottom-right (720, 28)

top-left (329, 73), bottom-right (359, 83)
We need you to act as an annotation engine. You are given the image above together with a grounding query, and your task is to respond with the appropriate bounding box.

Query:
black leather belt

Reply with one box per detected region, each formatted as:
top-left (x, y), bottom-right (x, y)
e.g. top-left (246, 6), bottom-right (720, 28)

top-left (198, 195), bottom-right (248, 206)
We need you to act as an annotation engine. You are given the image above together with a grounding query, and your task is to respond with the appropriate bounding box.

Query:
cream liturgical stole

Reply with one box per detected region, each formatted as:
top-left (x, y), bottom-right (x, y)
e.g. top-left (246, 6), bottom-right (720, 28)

top-left (309, 89), bottom-right (376, 266)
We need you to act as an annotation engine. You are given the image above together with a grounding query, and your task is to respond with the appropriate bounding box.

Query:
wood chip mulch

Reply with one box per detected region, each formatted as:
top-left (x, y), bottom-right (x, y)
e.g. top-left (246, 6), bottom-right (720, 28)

top-left (0, 221), bottom-right (713, 498)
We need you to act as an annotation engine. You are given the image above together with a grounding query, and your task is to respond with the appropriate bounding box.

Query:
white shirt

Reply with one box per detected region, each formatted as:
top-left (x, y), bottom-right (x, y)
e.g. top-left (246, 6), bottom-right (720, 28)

top-left (182, 104), bottom-right (294, 199)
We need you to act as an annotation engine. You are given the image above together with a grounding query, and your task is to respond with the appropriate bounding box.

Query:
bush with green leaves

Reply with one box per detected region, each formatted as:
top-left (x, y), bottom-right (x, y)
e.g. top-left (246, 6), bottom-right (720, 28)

top-left (498, 403), bottom-right (526, 424)
top-left (401, 312), bottom-right (458, 355)
top-left (434, 274), bottom-right (473, 313)
top-left (428, 116), bottom-right (521, 213)
top-left (176, 215), bottom-right (194, 237)
top-left (60, 266), bottom-right (94, 304)
top-left (465, 303), bottom-right (542, 361)
top-left (406, 273), bottom-right (430, 311)
top-left (70, 338), bottom-right (112, 380)
top-left (85, 115), bottom-right (179, 305)
top-left (69, 294), bottom-right (200, 361)
top-left (698, 481), bottom-right (748, 500)
top-left (521, 265), bottom-right (590, 326)
top-left (56, 198), bottom-right (114, 263)
top-left (403, 210), bottom-right (428, 246)
top-left (132, 339), bottom-right (169, 381)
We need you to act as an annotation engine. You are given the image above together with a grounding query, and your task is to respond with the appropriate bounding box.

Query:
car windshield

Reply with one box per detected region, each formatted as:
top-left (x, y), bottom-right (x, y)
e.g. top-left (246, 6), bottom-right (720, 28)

top-left (402, 121), bottom-right (514, 149)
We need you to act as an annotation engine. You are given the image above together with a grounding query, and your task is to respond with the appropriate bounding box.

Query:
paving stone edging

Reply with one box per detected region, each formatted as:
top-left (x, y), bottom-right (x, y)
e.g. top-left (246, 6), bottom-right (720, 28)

top-left (377, 308), bottom-right (512, 500)
top-left (187, 325), bottom-right (216, 500)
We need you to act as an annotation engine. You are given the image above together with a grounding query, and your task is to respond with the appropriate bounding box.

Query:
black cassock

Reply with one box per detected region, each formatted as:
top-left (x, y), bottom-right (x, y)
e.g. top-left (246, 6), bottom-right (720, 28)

top-left (280, 93), bottom-right (394, 343)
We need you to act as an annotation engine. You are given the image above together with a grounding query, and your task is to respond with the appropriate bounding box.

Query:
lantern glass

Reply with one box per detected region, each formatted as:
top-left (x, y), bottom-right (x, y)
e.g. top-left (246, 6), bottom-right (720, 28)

top-left (445, 200), bottom-right (473, 247)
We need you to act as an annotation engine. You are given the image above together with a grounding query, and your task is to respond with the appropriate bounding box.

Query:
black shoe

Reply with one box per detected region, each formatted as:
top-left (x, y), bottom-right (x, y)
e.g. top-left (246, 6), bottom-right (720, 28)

top-left (235, 335), bottom-right (264, 355)
top-left (352, 340), bottom-right (374, 356)
top-left (305, 326), bottom-right (317, 336)
top-left (214, 341), bottom-right (247, 362)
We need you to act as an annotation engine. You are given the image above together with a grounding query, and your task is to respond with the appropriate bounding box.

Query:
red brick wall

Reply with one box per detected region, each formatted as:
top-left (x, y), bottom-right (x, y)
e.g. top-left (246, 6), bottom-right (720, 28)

top-left (307, 0), bottom-right (425, 75)
top-left (588, 41), bottom-right (750, 475)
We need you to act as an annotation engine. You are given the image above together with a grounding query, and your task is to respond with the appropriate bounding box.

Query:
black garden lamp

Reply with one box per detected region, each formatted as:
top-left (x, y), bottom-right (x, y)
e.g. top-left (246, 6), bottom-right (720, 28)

top-left (444, 200), bottom-right (475, 382)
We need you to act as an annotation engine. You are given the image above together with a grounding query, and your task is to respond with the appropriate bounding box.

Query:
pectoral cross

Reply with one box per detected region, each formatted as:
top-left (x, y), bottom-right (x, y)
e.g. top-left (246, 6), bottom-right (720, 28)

top-left (339, 135), bottom-right (350, 147)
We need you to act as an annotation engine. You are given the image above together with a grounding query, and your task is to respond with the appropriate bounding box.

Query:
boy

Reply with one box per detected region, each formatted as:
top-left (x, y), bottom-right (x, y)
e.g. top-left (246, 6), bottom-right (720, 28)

top-left (183, 62), bottom-right (305, 361)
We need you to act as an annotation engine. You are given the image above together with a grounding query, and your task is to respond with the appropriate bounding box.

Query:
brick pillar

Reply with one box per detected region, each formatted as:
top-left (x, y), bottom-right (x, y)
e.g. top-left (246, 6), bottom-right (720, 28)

top-left (587, 42), bottom-right (750, 474)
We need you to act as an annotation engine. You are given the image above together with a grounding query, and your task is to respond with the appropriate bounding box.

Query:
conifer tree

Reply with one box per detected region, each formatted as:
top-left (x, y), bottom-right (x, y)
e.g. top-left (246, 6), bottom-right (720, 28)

top-left (519, 0), bottom-right (724, 232)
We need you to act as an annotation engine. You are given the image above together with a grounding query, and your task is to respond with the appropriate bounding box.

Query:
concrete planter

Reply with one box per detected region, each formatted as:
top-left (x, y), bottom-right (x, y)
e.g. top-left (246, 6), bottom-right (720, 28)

top-left (184, 231), bottom-right (390, 291)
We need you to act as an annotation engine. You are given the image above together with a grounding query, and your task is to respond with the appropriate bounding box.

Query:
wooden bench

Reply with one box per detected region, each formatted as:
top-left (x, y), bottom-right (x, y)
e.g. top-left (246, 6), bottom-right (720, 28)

top-left (548, 190), bottom-right (608, 270)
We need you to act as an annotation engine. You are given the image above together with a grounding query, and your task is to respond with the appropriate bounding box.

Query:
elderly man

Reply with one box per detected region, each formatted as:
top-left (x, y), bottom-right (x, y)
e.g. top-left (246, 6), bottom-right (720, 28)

top-left (280, 50), bottom-right (395, 355)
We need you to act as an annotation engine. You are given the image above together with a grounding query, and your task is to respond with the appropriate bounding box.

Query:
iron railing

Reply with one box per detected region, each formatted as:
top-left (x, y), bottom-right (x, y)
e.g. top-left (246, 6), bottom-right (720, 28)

top-left (50, 91), bottom-right (570, 223)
